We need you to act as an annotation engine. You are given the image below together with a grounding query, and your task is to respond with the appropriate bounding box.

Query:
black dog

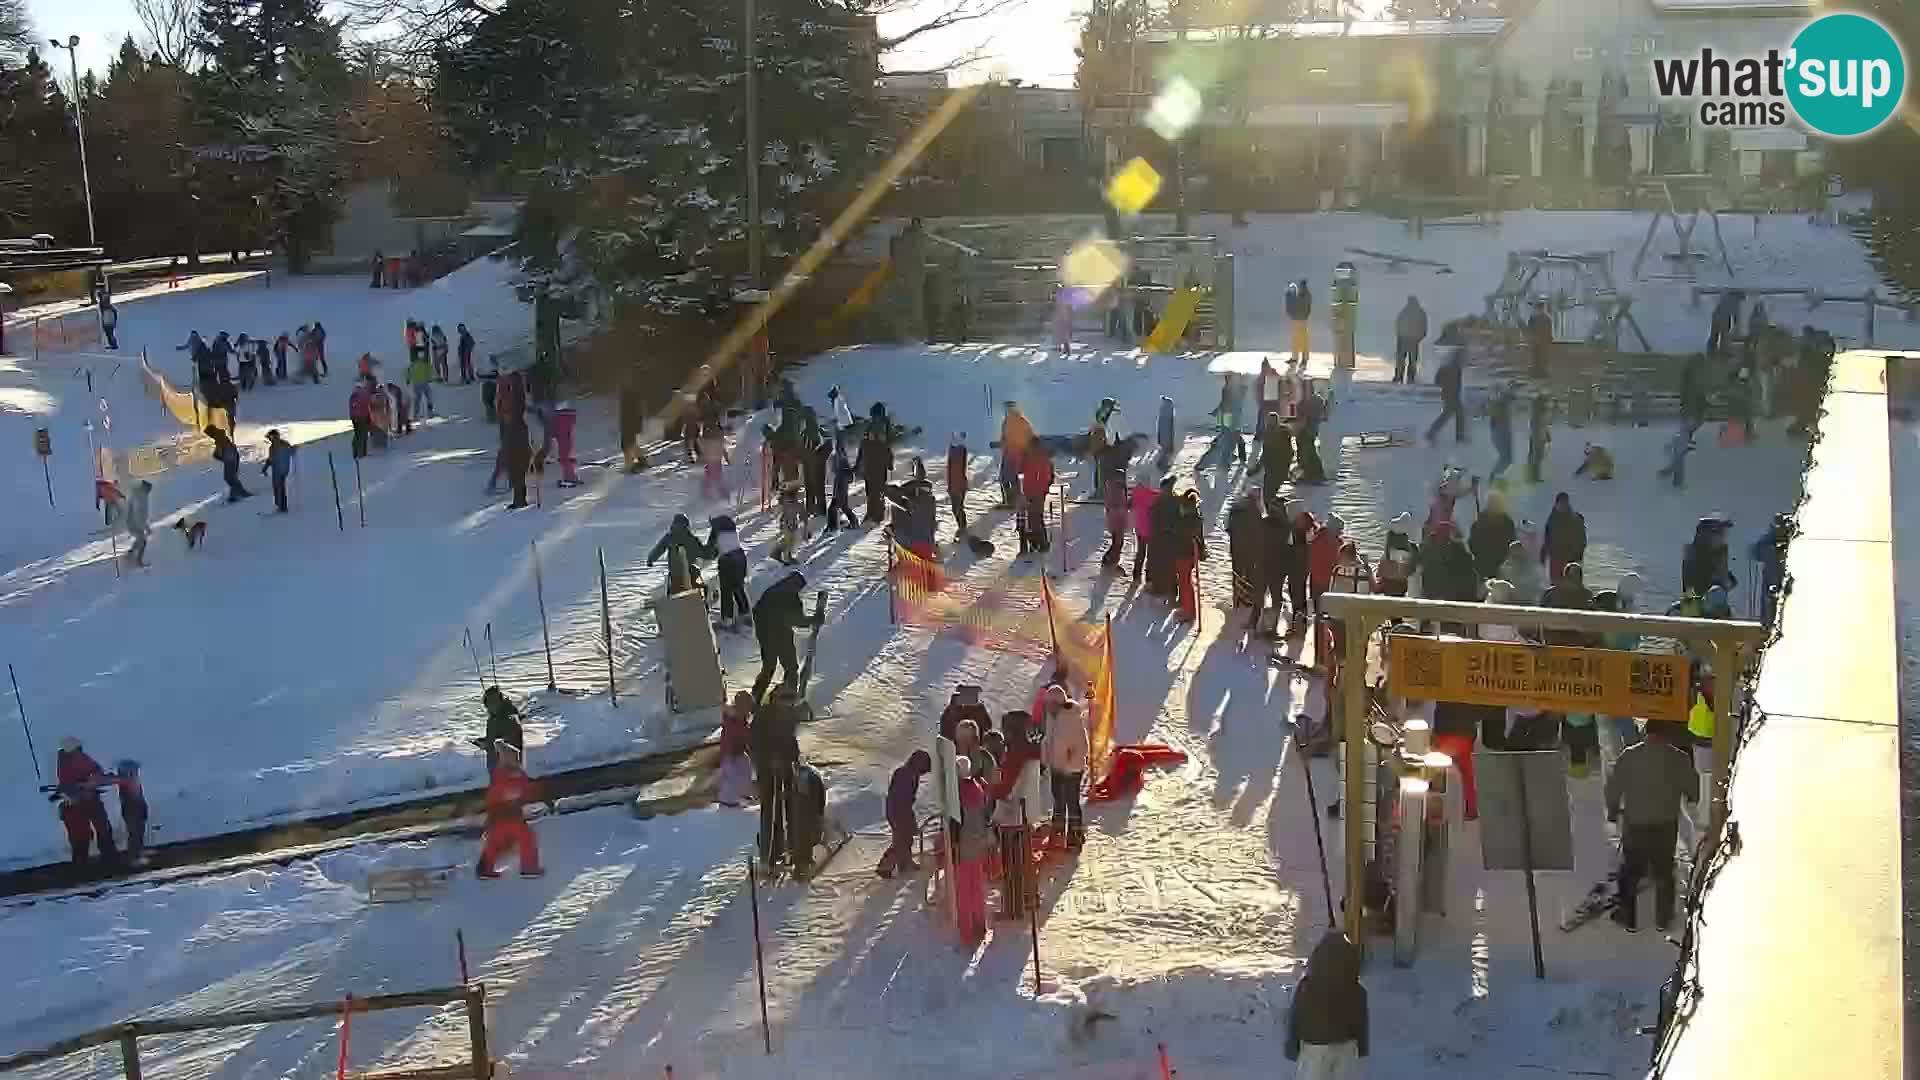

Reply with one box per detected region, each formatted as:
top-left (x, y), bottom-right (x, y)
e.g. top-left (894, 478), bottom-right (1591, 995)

top-left (966, 535), bottom-right (996, 558)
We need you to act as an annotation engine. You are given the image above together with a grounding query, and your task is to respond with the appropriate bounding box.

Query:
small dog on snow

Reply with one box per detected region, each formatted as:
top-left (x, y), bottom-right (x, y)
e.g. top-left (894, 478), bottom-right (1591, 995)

top-left (172, 518), bottom-right (208, 549)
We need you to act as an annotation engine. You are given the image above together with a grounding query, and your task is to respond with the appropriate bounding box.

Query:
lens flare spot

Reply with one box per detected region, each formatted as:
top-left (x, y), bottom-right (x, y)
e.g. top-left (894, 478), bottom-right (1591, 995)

top-left (1061, 234), bottom-right (1129, 299)
top-left (1105, 157), bottom-right (1163, 216)
top-left (1146, 76), bottom-right (1203, 141)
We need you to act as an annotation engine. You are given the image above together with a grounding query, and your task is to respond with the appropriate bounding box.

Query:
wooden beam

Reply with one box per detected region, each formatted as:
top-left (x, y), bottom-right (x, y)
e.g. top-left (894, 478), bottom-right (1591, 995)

top-left (1318, 594), bottom-right (1767, 647)
top-left (125, 987), bottom-right (470, 1039)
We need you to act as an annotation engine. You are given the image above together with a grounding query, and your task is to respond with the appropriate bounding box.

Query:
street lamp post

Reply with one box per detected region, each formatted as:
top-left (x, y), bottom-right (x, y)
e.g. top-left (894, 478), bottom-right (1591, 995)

top-left (48, 35), bottom-right (98, 249)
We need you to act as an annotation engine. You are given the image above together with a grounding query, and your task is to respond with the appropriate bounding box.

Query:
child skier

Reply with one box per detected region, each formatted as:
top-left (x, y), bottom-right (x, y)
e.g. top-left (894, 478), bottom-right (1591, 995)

top-left (773, 483), bottom-right (806, 565)
top-left (699, 420), bottom-right (730, 500)
top-left (876, 749), bottom-right (930, 878)
top-left (113, 760), bottom-right (149, 865)
top-left (716, 691), bottom-right (756, 805)
top-left (1129, 467), bottom-right (1160, 584)
top-left (1373, 513), bottom-right (1417, 597)
top-left (476, 742), bottom-right (544, 878)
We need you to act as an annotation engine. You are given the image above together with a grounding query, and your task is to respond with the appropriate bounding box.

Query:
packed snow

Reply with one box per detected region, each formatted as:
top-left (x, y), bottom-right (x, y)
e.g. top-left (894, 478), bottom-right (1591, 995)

top-left (1, 208), bottom-right (1907, 1078)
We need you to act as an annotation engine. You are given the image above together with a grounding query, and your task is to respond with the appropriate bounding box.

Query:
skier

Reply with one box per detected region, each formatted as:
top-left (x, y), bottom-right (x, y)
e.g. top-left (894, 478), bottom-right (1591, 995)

top-left (946, 433), bottom-right (971, 539)
top-left (750, 569), bottom-right (823, 703)
top-left (1039, 685), bottom-right (1089, 848)
top-left (457, 324), bottom-right (476, 383)
top-left (751, 685), bottom-right (802, 867)
top-left (1679, 352), bottom-right (1709, 432)
top-left (1018, 443), bottom-right (1055, 558)
top-left (388, 379), bottom-right (411, 437)
top-left (716, 692), bottom-right (755, 806)
top-left (1525, 390), bottom-right (1552, 483)
top-left (1275, 503), bottom-right (1313, 630)
top-left (998, 401), bottom-right (1034, 508)
top-left (1156, 395), bottom-right (1176, 470)
top-left (1253, 411), bottom-right (1294, 507)
top-left (648, 514), bottom-right (709, 591)
top-left (1657, 423), bottom-right (1699, 489)
top-left (273, 332), bottom-right (291, 383)
top-left (1574, 443), bottom-right (1615, 480)
top-left (348, 378), bottom-right (374, 459)
top-left (1306, 513), bottom-right (1344, 617)
top-left (99, 300), bottom-right (119, 350)
top-left (1393, 295), bottom-right (1427, 384)
top-left (1129, 466), bottom-right (1160, 584)
top-left (1285, 279), bottom-right (1313, 364)
top-left (804, 419), bottom-right (829, 517)
top-left (1285, 931), bottom-right (1369, 1080)
top-left (123, 480), bottom-right (153, 567)
top-left (706, 515), bottom-right (752, 630)
top-left (1526, 299), bottom-right (1553, 376)
top-left (1542, 492), bottom-right (1587, 585)
top-left (300, 328), bottom-right (323, 384)
top-left (500, 372), bottom-right (532, 508)
top-left (876, 749), bottom-right (930, 878)
top-left (788, 756), bottom-right (828, 878)
top-left (476, 742), bottom-right (545, 878)
top-left (549, 402), bottom-right (579, 487)
top-left (430, 324), bottom-right (450, 382)
top-left (480, 687), bottom-right (524, 773)
top-left (1097, 437), bottom-right (1131, 569)
top-left (771, 484), bottom-right (807, 566)
top-left (112, 760), bottom-right (148, 865)
top-left (1372, 513), bottom-right (1417, 598)
top-left (210, 331), bottom-right (233, 383)
top-left (953, 756), bottom-right (993, 940)
top-left (1146, 474), bottom-right (1182, 598)
top-left (885, 459), bottom-right (938, 560)
top-left (1468, 490), bottom-right (1517, 581)
top-left (206, 425), bottom-right (250, 502)
top-left (53, 737), bottom-right (118, 868)
top-left (990, 711), bottom-right (1046, 918)
top-left (1681, 516), bottom-right (1736, 597)
top-left (312, 322), bottom-right (328, 378)
top-left (1606, 722), bottom-right (1698, 933)
top-left (407, 348), bottom-right (434, 420)
top-left (855, 415), bottom-right (896, 524)
top-left (236, 334), bottom-right (258, 391)
top-left (1256, 357), bottom-right (1283, 436)
top-left (825, 438), bottom-right (858, 532)
top-left (1750, 512), bottom-right (1792, 626)
top-left (1426, 342), bottom-right (1466, 445)
top-left (1226, 493), bottom-right (1265, 616)
top-left (260, 429), bottom-right (294, 513)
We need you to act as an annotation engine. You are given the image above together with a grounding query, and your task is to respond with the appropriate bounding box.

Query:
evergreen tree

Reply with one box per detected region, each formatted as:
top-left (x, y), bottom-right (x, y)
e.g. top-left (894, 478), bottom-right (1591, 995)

top-left (0, 47), bottom-right (80, 233)
top-left (439, 0), bottom-right (887, 310)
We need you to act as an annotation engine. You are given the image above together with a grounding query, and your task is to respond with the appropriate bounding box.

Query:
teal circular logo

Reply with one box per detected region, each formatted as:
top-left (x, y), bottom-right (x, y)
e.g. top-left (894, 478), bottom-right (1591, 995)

top-left (1786, 13), bottom-right (1906, 138)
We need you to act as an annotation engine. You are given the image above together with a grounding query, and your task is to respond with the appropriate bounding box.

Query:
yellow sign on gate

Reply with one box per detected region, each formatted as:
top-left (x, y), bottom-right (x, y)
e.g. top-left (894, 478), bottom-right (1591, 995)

top-left (1388, 636), bottom-right (1691, 722)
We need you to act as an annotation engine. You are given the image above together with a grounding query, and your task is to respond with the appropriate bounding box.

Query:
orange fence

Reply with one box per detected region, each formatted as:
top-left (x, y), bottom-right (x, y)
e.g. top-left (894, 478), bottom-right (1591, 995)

top-left (890, 542), bottom-right (1116, 780)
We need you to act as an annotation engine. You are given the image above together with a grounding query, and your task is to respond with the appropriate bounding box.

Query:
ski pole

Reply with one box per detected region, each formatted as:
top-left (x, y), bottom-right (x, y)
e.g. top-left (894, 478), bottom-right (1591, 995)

top-left (464, 628), bottom-right (485, 693)
top-left (10, 664), bottom-right (41, 783)
top-left (485, 622), bottom-right (499, 685)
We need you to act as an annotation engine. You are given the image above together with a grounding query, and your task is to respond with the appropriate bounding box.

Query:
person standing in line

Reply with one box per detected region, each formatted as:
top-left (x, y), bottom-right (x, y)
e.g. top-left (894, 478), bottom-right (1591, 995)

top-left (260, 429), bottom-right (295, 513)
top-left (206, 425), bottom-right (250, 502)
top-left (475, 742), bottom-right (545, 878)
top-left (876, 750), bottom-right (930, 878)
top-left (349, 377), bottom-right (374, 459)
top-left (1039, 685), bottom-right (1089, 849)
top-left (112, 760), bottom-right (148, 865)
top-left (1129, 467), bottom-right (1160, 585)
top-left (1018, 444), bottom-right (1055, 558)
top-left (371, 250), bottom-right (385, 288)
top-left (946, 432), bottom-right (971, 539)
top-left (952, 756), bottom-right (992, 940)
top-left (407, 348), bottom-right (435, 420)
top-left (1155, 395), bottom-right (1176, 471)
top-left (1542, 491), bottom-right (1586, 585)
top-left (1393, 295), bottom-right (1426, 384)
top-left (430, 324), bottom-right (450, 382)
top-left (457, 324), bottom-right (476, 384)
top-left (999, 400), bottom-right (1034, 509)
top-left (1426, 343), bottom-right (1467, 445)
top-left (825, 438), bottom-right (858, 532)
top-left (1606, 722), bottom-right (1698, 933)
top-left (1286, 931), bottom-right (1369, 1080)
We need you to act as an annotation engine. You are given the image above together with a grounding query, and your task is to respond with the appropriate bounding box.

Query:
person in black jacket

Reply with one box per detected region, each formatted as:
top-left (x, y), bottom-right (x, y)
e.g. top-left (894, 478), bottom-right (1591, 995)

top-left (1525, 390), bottom-right (1551, 483)
top-left (205, 426), bottom-right (251, 502)
top-left (825, 438), bottom-right (858, 531)
top-left (1680, 517), bottom-right (1735, 598)
top-left (1286, 931), bottom-right (1369, 1074)
top-left (647, 513), bottom-right (708, 591)
top-left (1417, 522), bottom-right (1479, 604)
top-left (751, 685), bottom-right (804, 867)
top-left (1249, 501), bottom-right (1294, 634)
top-left (854, 422), bottom-right (894, 524)
top-left (1542, 491), bottom-right (1587, 584)
top-left (1146, 476), bottom-right (1183, 598)
top-left (1426, 345), bottom-right (1467, 445)
top-left (1679, 352), bottom-right (1708, 430)
top-left (1226, 494), bottom-right (1265, 614)
top-left (884, 460), bottom-right (939, 556)
top-left (1254, 411), bottom-right (1294, 501)
top-left (751, 570), bottom-right (823, 703)
top-left (1467, 491), bottom-right (1517, 582)
top-left (1295, 389), bottom-right (1328, 484)
top-left (480, 687), bottom-right (524, 773)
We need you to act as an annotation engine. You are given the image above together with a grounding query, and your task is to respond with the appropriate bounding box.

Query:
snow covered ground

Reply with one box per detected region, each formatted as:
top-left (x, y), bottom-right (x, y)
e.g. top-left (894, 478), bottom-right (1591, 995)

top-left (0, 209), bottom-right (1904, 1078)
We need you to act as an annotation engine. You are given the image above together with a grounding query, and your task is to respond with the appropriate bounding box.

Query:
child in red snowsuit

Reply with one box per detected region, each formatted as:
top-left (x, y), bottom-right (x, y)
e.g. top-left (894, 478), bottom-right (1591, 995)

top-left (550, 403), bottom-right (580, 487)
top-left (477, 744), bottom-right (544, 878)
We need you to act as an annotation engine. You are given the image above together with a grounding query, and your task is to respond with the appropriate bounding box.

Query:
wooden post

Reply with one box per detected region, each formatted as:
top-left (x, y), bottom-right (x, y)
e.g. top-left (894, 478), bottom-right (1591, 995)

top-left (1340, 614), bottom-right (1376, 946)
top-left (117, 1030), bottom-right (140, 1080)
top-left (1513, 756), bottom-right (1546, 979)
top-left (746, 857), bottom-right (773, 1054)
top-left (599, 547), bottom-right (617, 706)
top-left (532, 541), bottom-right (557, 691)
top-left (353, 456), bottom-right (366, 527)
top-left (1709, 639), bottom-right (1741, 836)
top-left (1294, 717), bottom-right (1336, 926)
top-left (456, 929), bottom-right (469, 985)
top-left (886, 539), bottom-right (896, 625)
top-left (464, 983), bottom-right (490, 1080)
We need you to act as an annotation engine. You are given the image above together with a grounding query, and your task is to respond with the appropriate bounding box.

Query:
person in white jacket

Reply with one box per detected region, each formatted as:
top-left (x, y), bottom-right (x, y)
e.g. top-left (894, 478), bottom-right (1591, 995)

top-left (1039, 685), bottom-right (1090, 848)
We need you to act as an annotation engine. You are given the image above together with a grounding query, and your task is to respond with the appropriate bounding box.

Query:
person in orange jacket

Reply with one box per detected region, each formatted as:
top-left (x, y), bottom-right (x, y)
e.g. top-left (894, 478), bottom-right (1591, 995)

top-left (1306, 512), bottom-right (1345, 617)
top-left (998, 401), bottom-right (1035, 508)
top-left (477, 742), bottom-right (545, 878)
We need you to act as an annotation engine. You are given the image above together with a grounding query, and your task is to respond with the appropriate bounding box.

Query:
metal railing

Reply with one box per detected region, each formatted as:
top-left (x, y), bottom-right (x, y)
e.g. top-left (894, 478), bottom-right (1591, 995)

top-left (0, 984), bottom-right (492, 1080)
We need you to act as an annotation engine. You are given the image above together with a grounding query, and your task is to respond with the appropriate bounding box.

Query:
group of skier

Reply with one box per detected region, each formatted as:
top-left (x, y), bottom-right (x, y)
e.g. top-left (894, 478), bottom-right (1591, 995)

top-left (179, 324), bottom-right (331, 423)
top-left (46, 736), bottom-right (147, 873)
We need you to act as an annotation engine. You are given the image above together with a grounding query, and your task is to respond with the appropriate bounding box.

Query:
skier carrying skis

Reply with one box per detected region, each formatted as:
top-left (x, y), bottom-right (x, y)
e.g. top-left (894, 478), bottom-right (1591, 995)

top-left (260, 429), bottom-right (294, 513)
top-left (476, 742), bottom-right (545, 878)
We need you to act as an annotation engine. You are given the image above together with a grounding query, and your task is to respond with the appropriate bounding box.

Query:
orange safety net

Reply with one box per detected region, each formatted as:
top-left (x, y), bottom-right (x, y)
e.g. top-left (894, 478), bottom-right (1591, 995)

top-left (891, 543), bottom-right (1118, 780)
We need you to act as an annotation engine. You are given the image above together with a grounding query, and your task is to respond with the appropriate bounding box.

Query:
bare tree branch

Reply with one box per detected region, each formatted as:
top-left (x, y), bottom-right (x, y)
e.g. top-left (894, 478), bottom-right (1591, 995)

top-left (133, 0), bottom-right (198, 66)
top-left (337, 0), bottom-right (500, 79)
top-left (876, 0), bottom-right (1023, 52)
top-left (0, 0), bottom-right (32, 62)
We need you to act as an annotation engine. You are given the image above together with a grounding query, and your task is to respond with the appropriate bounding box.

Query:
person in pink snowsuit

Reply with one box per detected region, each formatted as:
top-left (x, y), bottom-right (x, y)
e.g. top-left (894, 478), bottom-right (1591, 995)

top-left (1128, 466), bottom-right (1161, 584)
top-left (549, 403), bottom-right (579, 487)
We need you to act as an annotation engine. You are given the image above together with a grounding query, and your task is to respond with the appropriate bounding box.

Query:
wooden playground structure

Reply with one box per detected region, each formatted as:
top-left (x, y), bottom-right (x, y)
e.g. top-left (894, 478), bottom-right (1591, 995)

top-left (1484, 248), bottom-right (1653, 353)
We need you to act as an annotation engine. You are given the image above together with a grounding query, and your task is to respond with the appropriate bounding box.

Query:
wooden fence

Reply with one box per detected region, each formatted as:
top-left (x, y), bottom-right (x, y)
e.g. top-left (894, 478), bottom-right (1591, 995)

top-left (0, 984), bottom-right (491, 1080)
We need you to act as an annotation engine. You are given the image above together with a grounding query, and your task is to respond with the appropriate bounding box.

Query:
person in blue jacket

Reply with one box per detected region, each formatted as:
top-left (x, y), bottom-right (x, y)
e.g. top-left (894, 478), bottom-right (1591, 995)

top-left (260, 429), bottom-right (295, 513)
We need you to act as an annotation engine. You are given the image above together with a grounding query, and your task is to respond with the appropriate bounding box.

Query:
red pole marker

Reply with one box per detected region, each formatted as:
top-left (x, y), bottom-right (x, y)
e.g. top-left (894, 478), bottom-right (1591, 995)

top-left (335, 994), bottom-right (353, 1080)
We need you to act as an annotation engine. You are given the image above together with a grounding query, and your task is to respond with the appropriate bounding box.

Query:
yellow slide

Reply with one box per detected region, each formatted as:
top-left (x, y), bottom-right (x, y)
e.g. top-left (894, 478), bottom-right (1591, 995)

top-left (1143, 286), bottom-right (1202, 354)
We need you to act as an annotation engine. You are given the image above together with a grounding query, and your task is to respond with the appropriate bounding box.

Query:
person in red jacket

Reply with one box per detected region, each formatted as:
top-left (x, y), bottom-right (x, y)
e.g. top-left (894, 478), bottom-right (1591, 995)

top-left (477, 742), bottom-right (545, 878)
top-left (549, 403), bottom-right (580, 487)
top-left (1306, 512), bottom-right (1346, 617)
top-left (348, 378), bottom-right (374, 459)
top-left (53, 737), bottom-right (118, 868)
top-left (1018, 445), bottom-right (1055, 557)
